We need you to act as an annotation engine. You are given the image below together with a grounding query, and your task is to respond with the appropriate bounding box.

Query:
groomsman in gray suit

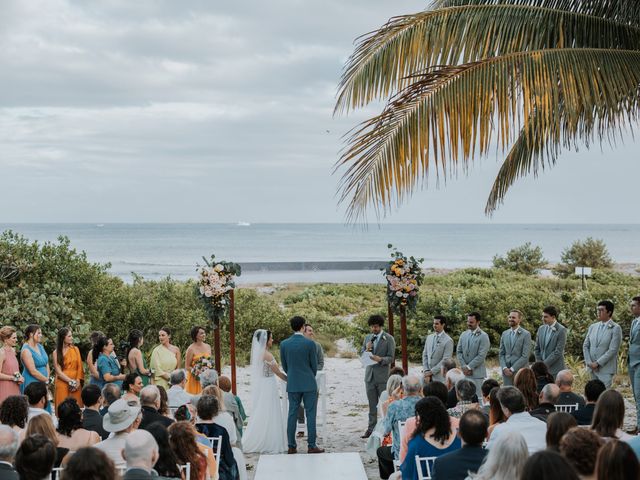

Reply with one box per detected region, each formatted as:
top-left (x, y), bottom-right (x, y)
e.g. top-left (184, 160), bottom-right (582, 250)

top-left (583, 300), bottom-right (623, 388)
top-left (534, 305), bottom-right (567, 378)
top-left (361, 314), bottom-right (396, 438)
top-left (628, 296), bottom-right (640, 432)
top-left (456, 312), bottom-right (490, 396)
top-left (499, 310), bottom-right (532, 385)
top-left (422, 315), bottom-right (454, 383)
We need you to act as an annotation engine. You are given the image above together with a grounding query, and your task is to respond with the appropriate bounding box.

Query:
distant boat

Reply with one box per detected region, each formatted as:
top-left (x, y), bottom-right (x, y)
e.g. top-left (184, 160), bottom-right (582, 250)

top-left (96, 224), bottom-right (105, 227)
top-left (237, 221), bottom-right (251, 227)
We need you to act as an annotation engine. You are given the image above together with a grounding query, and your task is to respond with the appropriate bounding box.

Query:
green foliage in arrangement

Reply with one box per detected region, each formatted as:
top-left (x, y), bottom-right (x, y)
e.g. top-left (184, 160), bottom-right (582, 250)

top-left (492, 242), bottom-right (547, 275)
top-left (553, 237), bottom-right (614, 277)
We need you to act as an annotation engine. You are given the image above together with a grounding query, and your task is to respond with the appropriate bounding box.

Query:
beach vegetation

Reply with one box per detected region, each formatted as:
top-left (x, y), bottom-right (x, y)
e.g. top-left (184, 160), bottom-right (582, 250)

top-left (553, 237), bottom-right (614, 277)
top-left (492, 242), bottom-right (547, 275)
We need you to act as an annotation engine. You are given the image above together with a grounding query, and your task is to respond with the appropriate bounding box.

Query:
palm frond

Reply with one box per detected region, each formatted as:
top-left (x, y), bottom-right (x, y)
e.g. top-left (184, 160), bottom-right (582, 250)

top-left (335, 5), bottom-right (640, 113)
top-left (336, 49), bottom-right (640, 222)
top-left (431, 0), bottom-right (640, 26)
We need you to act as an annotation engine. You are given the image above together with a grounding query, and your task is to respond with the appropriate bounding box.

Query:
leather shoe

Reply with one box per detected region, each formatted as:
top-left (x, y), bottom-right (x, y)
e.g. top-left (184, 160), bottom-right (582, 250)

top-left (307, 447), bottom-right (325, 454)
top-left (287, 448), bottom-right (297, 454)
top-left (361, 429), bottom-right (373, 439)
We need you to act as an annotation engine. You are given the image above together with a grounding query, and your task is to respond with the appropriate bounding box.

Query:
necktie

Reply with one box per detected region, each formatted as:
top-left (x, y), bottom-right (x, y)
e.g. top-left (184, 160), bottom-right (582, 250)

top-left (432, 334), bottom-right (439, 354)
top-left (632, 319), bottom-right (639, 339)
top-left (371, 335), bottom-right (378, 351)
top-left (544, 325), bottom-right (552, 349)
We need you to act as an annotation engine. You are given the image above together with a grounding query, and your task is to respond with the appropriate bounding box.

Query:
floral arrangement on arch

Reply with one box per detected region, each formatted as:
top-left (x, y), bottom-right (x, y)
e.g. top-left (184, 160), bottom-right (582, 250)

top-left (384, 244), bottom-right (424, 314)
top-left (196, 255), bottom-right (241, 326)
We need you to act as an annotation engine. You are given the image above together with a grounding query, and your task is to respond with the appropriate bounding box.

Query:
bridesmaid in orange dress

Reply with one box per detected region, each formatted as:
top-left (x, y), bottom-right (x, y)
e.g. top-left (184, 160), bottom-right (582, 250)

top-left (0, 326), bottom-right (24, 403)
top-left (53, 328), bottom-right (84, 408)
top-left (184, 325), bottom-right (212, 395)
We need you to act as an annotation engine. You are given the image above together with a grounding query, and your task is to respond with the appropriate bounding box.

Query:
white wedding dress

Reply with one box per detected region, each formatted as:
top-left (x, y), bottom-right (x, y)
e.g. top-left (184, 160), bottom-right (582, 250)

top-left (242, 331), bottom-right (287, 454)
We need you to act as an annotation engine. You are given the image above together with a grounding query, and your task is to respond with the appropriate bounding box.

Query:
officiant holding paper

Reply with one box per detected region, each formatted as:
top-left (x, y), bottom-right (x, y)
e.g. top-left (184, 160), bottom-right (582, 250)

top-left (361, 314), bottom-right (396, 439)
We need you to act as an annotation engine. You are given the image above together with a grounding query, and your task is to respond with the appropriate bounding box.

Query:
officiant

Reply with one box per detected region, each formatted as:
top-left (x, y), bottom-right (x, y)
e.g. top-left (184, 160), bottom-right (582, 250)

top-left (361, 314), bottom-right (396, 439)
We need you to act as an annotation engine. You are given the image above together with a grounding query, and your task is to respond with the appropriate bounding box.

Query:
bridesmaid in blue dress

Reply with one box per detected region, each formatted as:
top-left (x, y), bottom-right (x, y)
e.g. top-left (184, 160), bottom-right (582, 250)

top-left (20, 325), bottom-right (51, 414)
top-left (400, 396), bottom-right (462, 480)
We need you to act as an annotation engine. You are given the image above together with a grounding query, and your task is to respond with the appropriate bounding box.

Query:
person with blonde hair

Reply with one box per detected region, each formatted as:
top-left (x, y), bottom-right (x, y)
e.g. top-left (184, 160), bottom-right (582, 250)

top-left (0, 327), bottom-right (23, 403)
top-left (469, 430), bottom-right (528, 480)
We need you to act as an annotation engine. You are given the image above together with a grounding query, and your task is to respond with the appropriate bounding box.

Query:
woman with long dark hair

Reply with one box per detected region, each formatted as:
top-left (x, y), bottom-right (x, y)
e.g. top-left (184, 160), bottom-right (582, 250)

top-left (20, 324), bottom-right (49, 393)
top-left (168, 421), bottom-right (208, 480)
top-left (514, 368), bottom-right (539, 411)
top-left (400, 396), bottom-right (461, 480)
top-left (531, 361), bottom-right (554, 393)
top-left (86, 331), bottom-right (104, 385)
top-left (92, 335), bottom-right (126, 389)
top-left (146, 422), bottom-right (182, 479)
top-left (595, 440), bottom-right (640, 480)
top-left (127, 329), bottom-right (152, 387)
top-left (487, 386), bottom-right (506, 438)
top-left (591, 390), bottom-right (632, 440)
top-left (52, 327), bottom-right (84, 408)
top-left (56, 398), bottom-right (100, 450)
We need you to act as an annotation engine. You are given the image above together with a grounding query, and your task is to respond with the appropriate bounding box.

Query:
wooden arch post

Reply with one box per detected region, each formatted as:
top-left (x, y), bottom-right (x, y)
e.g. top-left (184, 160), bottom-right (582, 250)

top-left (229, 289), bottom-right (237, 395)
top-left (399, 306), bottom-right (408, 374)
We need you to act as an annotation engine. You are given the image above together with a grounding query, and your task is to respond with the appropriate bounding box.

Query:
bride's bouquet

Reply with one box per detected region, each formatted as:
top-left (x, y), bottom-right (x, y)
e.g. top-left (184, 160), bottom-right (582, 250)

top-left (196, 254), bottom-right (241, 325)
top-left (191, 355), bottom-right (214, 380)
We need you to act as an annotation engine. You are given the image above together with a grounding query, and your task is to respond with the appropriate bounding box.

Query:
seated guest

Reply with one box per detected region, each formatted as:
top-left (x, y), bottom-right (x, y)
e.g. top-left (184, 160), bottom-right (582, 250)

top-left (81, 384), bottom-right (109, 440)
top-left (100, 383), bottom-right (121, 416)
top-left (555, 370), bottom-right (586, 408)
top-left (195, 395), bottom-right (239, 480)
top-left (432, 410), bottom-right (488, 480)
top-left (139, 385), bottom-right (174, 430)
top-left (14, 434), bottom-right (56, 480)
top-left (24, 381), bottom-right (54, 425)
top-left (531, 361), bottom-right (554, 393)
top-left (169, 421), bottom-right (213, 480)
top-left (468, 431), bottom-right (528, 480)
top-left (0, 425), bottom-right (19, 480)
top-left (531, 383), bottom-right (560, 422)
top-left (167, 369), bottom-right (192, 408)
top-left (24, 413), bottom-right (68, 468)
top-left (122, 373), bottom-right (143, 402)
top-left (595, 440), bottom-right (640, 480)
top-left (521, 450), bottom-right (579, 480)
top-left (156, 385), bottom-right (171, 418)
top-left (486, 386), bottom-right (547, 454)
top-left (56, 398), bottom-right (100, 450)
top-left (175, 404), bottom-right (211, 448)
top-left (399, 381), bottom-right (455, 463)
top-left (591, 390), bottom-right (633, 441)
top-left (190, 368), bottom-right (219, 408)
top-left (369, 374), bottom-right (402, 456)
top-left (398, 397), bottom-right (461, 480)
top-left (572, 379), bottom-right (606, 426)
top-left (122, 429), bottom-right (159, 480)
top-left (445, 368), bottom-right (465, 408)
top-left (560, 427), bottom-right (603, 480)
top-left (487, 387), bottom-right (506, 438)
top-left (0, 395), bottom-right (28, 434)
top-left (218, 375), bottom-right (244, 436)
top-left (447, 379), bottom-right (480, 419)
top-left (201, 385), bottom-right (242, 449)
top-left (514, 368), bottom-right (539, 411)
top-left (545, 412), bottom-right (577, 451)
top-left (95, 398), bottom-right (142, 468)
top-left (377, 374), bottom-right (423, 479)
top-left (219, 375), bottom-right (247, 430)
top-left (63, 447), bottom-right (117, 480)
top-left (480, 379), bottom-right (499, 418)
top-left (146, 422), bottom-right (185, 479)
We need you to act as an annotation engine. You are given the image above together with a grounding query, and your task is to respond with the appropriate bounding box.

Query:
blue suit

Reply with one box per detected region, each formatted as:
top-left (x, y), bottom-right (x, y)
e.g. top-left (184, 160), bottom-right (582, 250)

top-left (280, 333), bottom-right (318, 449)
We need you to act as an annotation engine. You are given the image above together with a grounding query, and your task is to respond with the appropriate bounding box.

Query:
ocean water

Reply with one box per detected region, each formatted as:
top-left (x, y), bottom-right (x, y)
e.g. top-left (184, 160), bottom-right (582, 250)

top-left (1, 223), bottom-right (638, 283)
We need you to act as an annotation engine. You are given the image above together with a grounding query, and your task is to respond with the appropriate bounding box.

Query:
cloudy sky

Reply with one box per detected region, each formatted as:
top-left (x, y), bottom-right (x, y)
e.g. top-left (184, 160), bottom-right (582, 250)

top-left (1, 0), bottom-right (639, 224)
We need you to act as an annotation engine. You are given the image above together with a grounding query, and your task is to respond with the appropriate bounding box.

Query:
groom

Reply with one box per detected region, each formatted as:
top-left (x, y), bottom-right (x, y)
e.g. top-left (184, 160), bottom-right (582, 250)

top-left (280, 316), bottom-right (324, 454)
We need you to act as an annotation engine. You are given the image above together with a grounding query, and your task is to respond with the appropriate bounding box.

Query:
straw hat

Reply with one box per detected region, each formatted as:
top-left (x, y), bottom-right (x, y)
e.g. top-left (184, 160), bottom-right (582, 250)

top-left (103, 399), bottom-right (141, 433)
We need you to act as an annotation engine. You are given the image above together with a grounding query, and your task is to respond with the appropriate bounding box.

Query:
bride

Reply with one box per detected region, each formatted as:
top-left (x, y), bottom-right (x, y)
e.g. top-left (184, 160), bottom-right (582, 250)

top-left (242, 329), bottom-right (288, 454)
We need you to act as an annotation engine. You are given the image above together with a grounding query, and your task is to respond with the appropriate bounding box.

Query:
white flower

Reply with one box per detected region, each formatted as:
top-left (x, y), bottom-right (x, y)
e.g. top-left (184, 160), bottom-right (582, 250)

top-left (199, 286), bottom-right (205, 294)
top-left (395, 291), bottom-right (403, 297)
top-left (214, 264), bottom-right (224, 272)
top-left (204, 289), bottom-right (213, 298)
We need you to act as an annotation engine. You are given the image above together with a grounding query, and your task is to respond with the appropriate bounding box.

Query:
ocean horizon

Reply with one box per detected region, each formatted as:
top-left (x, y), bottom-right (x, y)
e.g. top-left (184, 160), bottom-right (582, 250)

top-left (1, 223), bottom-right (639, 284)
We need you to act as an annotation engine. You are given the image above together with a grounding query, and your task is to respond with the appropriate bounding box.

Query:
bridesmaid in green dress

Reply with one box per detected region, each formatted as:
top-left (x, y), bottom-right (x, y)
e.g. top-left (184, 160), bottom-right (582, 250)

top-left (127, 330), bottom-right (152, 386)
top-left (150, 327), bottom-right (181, 389)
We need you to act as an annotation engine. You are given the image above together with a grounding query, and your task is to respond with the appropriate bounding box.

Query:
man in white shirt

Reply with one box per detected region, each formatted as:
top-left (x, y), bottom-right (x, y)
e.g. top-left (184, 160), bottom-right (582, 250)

top-left (95, 399), bottom-right (142, 468)
top-left (24, 382), bottom-right (57, 427)
top-left (167, 369), bottom-right (192, 408)
top-left (486, 386), bottom-right (547, 454)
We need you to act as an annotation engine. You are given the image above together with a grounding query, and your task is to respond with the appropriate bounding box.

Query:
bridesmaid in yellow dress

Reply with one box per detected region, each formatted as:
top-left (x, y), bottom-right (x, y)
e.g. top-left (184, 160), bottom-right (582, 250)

top-left (150, 327), bottom-right (181, 389)
top-left (184, 325), bottom-right (212, 395)
top-left (53, 328), bottom-right (84, 409)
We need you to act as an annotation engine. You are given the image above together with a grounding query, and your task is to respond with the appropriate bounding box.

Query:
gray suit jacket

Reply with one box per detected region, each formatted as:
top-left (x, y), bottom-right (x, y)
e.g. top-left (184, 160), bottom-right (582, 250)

top-left (362, 331), bottom-right (396, 385)
top-left (583, 320), bottom-right (622, 375)
top-left (422, 332), bottom-right (454, 382)
top-left (629, 317), bottom-right (640, 369)
top-left (499, 327), bottom-right (531, 373)
top-left (534, 322), bottom-right (567, 376)
top-left (456, 329), bottom-right (490, 379)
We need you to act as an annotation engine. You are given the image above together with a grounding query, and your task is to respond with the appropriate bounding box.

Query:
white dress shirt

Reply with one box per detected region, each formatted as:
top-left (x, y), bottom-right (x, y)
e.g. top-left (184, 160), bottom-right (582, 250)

top-left (486, 412), bottom-right (547, 454)
top-left (95, 432), bottom-right (128, 467)
top-left (167, 385), bottom-right (193, 408)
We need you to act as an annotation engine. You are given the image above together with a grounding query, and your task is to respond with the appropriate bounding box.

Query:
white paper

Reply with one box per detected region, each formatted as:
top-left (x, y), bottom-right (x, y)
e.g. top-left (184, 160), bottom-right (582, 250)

top-left (360, 351), bottom-right (377, 367)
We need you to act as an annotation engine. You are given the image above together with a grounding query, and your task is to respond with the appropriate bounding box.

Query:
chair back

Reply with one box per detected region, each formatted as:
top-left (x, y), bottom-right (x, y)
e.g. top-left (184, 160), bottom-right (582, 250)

top-left (179, 462), bottom-right (191, 479)
top-left (415, 456), bottom-right (437, 480)
top-left (555, 403), bottom-right (579, 413)
top-left (207, 435), bottom-right (223, 475)
top-left (51, 467), bottom-right (63, 480)
top-left (169, 406), bottom-right (179, 418)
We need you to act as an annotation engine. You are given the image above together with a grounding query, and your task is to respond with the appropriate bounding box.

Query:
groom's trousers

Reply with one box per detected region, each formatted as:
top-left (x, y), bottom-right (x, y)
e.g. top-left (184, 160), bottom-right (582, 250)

top-left (288, 390), bottom-right (318, 449)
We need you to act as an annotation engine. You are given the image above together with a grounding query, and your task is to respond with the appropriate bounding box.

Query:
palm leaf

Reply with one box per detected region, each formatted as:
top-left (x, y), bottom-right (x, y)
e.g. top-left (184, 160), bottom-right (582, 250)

top-left (337, 48), bottom-right (640, 222)
top-left (335, 5), bottom-right (640, 113)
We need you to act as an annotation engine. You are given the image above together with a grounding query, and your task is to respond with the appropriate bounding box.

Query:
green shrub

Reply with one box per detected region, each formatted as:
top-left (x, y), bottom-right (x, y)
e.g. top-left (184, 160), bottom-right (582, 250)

top-left (554, 237), bottom-right (613, 277)
top-left (492, 242), bottom-right (547, 275)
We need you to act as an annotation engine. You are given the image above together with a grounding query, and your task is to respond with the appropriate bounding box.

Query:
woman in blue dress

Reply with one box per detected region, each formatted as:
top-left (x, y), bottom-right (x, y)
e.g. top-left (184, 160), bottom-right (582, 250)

top-left (20, 324), bottom-right (50, 391)
top-left (400, 396), bottom-right (462, 480)
top-left (92, 335), bottom-right (126, 389)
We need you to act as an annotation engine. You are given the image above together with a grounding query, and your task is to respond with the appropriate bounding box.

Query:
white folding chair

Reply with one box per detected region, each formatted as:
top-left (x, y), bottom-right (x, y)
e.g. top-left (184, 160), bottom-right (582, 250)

top-left (415, 456), bottom-right (437, 480)
top-left (116, 466), bottom-right (127, 477)
top-left (179, 462), bottom-right (191, 479)
top-left (393, 420), bottom-right (407, 471)
top-left (51, 467), bottom-right (63, 480)
top-left (207, 435), bottom-right (223, 476)
top-left (555, 403), bottom-right (579, 413)
top-left (169, 406), bottom-right (179, 418)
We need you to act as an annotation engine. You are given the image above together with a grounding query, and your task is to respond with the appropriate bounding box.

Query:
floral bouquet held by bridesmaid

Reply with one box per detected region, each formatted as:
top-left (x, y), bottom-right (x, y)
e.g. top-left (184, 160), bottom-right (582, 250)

top-left (191, 355), bottom-right (214, 381)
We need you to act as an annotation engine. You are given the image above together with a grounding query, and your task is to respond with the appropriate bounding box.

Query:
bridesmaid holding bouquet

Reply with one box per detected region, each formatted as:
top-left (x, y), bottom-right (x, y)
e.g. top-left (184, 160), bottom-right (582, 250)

top-left (0, 326), bottom-right (23, 403)
top-left (52, 328), bottom-right (84, 408)
top-left (184, 326), bottom-right (212, 395)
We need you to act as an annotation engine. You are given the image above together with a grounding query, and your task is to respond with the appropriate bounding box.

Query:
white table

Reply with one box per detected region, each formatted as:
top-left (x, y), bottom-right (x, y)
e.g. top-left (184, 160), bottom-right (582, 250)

top-left (254, 453), bottom-right (367, 480)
